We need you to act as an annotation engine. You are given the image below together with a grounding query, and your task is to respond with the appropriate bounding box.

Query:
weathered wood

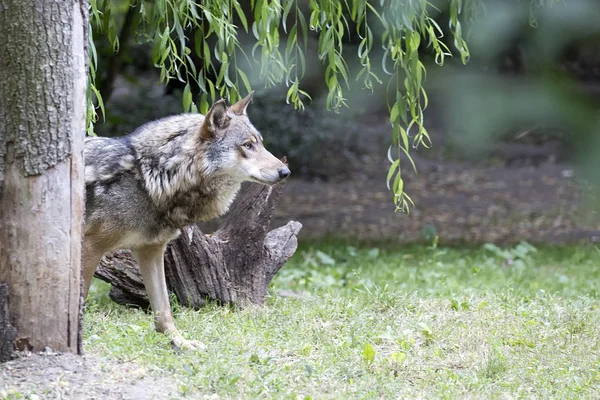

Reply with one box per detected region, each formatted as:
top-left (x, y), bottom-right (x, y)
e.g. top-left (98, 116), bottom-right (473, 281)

top-left (95, 251), bottom-right (149, 308)
top-left (0, 284), bottom-right (16, 362)
top-left (0, 1), bottom-right (87, 354)
top-left (95, 182), bottom-right (302, 309)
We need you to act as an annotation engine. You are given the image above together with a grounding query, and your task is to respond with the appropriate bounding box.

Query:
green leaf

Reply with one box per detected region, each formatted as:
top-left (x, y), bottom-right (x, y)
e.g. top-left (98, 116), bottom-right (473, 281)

top-left (194, 27), bottom-right (203, 57)
top-left (297, 88), bottom-right (312, 102)
top-left (335, 55), bottom-right (349, 85)
top-left (253, 0), bottom-right (264, 23)
top-left (386, 159), bottom-right (400, 190)
top-left (399, 124), bottom-right (409, 152)
top-left (428, 16), bottom-right (444, 38)
top-left (108, 19), bottom-right (118, 52)
top-left (90, 84), bottom-right (105, 123)
top-left (237, 68), bottom-right (252, 94)
top-left (298, 10), bottom-right (308, 49)
top-left (286, 83), bottom-right (295, 105)
top-left (315, 250), bottom-right (335, 266)
top-left (351, 0), bottom-right (358, 20)
top-left (419, 322), bottom-right (433, 338)
top-left (249, 354), bottom-right (260, 364)
top-left (183, 83), bottom-right (192, 112)
top-left (234, 1), bottom-right (249, 32)
top-left (363, 342), bottom-right (375, 363)
top-left (207, 79), bottom-right (216, 103)
top-left (298, 50), bottom-right (306, 76)
top-left (156, 0), bottom-right (166, 18)
top-left (174, 18), bottom-right (185, 53)
top-left (390, 102), bottom-right (399, 122)
top-left (392, 172), bottom-right (403, 196)
top-left (450, 298), bottom-right (460, 311)
top-left (199, 93), bottom-right (209, 114)
top-left (160, 44), bottom-right (171, 65)
top-left (400, 146), bottom-right (417, 173)
top-left (282, 0), bottom-right (294, 33)
top-left (391, 352), bottom-right (406, 363)
top-left (402, 12), bottom-right (414, 32)
top-left (197, 70), bottom-right (207, 93)
top-left (159, 26), bottom-right (170, 56)
top-left (286, 24), bottom-right (297, 56)
top-left (203, 41), bottom-right (211, 66)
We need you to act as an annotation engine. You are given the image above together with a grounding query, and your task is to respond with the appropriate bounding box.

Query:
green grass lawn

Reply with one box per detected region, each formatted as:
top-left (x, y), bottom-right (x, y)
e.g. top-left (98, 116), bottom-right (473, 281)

top-left (85, 242), bottom-right (600, 399)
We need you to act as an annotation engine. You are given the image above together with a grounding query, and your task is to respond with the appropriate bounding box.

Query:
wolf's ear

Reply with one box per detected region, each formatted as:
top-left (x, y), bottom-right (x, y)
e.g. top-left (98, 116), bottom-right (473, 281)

top-left (229, 91), bottom-right (254, 116)
top-left (201, 99), bottom-right (230, 139)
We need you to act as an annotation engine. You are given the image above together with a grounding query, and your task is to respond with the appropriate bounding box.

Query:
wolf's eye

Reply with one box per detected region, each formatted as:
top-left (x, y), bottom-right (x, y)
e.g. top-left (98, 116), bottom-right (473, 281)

top-left (244, 142), bottom-right (254, 150)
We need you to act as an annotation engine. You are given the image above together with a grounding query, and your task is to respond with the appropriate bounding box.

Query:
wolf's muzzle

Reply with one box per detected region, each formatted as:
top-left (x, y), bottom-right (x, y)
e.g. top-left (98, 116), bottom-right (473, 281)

top-left (278, 167), bottom-right (291, 179)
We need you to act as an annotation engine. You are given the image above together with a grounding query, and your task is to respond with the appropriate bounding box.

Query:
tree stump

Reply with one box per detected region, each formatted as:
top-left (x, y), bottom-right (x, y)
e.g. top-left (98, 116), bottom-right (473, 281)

top-left (94, 182), bottom-right (302, 309)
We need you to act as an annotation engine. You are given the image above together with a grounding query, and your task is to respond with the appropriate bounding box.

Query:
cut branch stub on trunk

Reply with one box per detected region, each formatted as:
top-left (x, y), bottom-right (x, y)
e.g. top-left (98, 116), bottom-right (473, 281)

top-left (94, 182), bottom-right (302, 309)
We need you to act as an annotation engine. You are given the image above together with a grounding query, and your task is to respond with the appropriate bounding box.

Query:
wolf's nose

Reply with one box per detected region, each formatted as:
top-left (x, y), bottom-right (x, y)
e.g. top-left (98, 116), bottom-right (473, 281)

top-left (278, 167), bottom-right (291, 179)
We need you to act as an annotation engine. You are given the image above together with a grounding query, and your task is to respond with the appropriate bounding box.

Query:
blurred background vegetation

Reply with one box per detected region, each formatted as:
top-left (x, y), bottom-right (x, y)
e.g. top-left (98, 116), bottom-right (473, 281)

top-left (90, 0), bottom-right (600, 244)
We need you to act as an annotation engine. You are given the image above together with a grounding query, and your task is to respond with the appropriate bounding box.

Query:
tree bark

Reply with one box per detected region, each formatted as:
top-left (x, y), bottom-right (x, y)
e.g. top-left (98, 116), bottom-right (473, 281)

top-left (0, 284), bottom-right (16, 362)
top-left (95, 183), bottom-right (302, 309)
top-left (0, 0), bottom-right (87, 355)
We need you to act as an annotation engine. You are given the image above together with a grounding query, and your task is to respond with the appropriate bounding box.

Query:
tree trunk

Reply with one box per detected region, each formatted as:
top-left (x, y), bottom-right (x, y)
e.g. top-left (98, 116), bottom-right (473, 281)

top-left (0, 0), bottom-right (87, 355)
top-left (0, 284), bottom-right (16, 362)
top-left (95, 183), bottom-right (302, 309)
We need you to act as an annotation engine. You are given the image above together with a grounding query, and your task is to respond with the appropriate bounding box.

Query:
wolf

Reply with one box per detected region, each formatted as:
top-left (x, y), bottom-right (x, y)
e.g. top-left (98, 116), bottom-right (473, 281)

top-left (83, 92), bottom-right (290, 349)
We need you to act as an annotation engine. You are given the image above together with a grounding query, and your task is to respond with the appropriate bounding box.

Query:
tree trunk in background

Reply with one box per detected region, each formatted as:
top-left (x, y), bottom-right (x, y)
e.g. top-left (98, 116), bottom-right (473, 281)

top-left (95, 183), bottom-right (302, 309)
top-left (0, 0), bottom-right (87, 356)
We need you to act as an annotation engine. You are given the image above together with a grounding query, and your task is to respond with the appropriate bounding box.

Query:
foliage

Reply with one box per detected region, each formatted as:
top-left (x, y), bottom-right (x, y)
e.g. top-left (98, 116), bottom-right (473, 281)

top-left (88, 0), bottom-right (567, 211)
top-left (81, 243), bottom-right (600, 398)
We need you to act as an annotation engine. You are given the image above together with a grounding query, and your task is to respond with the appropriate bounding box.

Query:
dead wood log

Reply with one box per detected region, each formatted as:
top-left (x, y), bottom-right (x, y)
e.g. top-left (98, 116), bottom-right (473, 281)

top-left (94, 182), bottom-right (302, 309)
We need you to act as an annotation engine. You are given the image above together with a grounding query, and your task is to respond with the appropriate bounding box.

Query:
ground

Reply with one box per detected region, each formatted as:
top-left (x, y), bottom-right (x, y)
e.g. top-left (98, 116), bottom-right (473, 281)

top-left (0, 351), bottom-right (177, 399)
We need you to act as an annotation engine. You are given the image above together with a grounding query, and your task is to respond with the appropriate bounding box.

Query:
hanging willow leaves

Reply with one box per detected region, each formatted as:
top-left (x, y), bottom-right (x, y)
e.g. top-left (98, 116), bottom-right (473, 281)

top-left (88, 0), bottom-right (559, 210)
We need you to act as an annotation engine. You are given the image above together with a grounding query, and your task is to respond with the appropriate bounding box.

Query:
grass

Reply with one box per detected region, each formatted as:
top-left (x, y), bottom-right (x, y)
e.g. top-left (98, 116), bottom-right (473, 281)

top-left (84, 242), bottom-right (600, 399)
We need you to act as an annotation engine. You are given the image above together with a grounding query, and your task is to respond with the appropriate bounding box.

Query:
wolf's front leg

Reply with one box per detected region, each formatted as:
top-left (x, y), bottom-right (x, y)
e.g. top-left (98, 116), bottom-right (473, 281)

top-left (82, 237), bottom-right (109, 300)
top-left (132, 244), bottom-right (205, 350)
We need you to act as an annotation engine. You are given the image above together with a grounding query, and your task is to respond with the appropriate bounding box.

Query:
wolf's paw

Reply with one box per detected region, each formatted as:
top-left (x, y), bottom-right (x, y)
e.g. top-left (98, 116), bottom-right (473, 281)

top-left (171, 336), bottom-right (207, 351)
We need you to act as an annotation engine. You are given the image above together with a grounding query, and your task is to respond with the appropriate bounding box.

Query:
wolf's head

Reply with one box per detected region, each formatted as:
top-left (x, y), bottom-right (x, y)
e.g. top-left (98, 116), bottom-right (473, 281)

top-left (199, 92), bottom-right (290, 185)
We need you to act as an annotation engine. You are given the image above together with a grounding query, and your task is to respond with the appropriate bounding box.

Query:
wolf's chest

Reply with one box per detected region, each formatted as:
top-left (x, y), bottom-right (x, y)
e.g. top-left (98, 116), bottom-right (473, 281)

top-left (164, 179), bottom-right (241, 227)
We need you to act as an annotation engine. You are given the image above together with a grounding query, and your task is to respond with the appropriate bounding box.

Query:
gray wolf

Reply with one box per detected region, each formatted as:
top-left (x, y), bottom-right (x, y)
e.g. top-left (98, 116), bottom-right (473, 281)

top-left (83, 92), bottom-right (290, 349)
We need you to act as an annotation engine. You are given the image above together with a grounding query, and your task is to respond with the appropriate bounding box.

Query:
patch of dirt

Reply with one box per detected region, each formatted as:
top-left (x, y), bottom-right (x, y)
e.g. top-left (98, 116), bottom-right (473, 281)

top-left (0, 351), bottom-right (179, 399)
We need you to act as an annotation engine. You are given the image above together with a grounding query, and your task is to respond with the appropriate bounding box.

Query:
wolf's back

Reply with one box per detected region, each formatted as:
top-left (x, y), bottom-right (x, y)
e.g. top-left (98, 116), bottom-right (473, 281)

top-left (83, 114), bottom-right (206, 238)
top-left (84, 135), bottom-right (163, 237)
top-left (84, 136), bottom-right (138, 184)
